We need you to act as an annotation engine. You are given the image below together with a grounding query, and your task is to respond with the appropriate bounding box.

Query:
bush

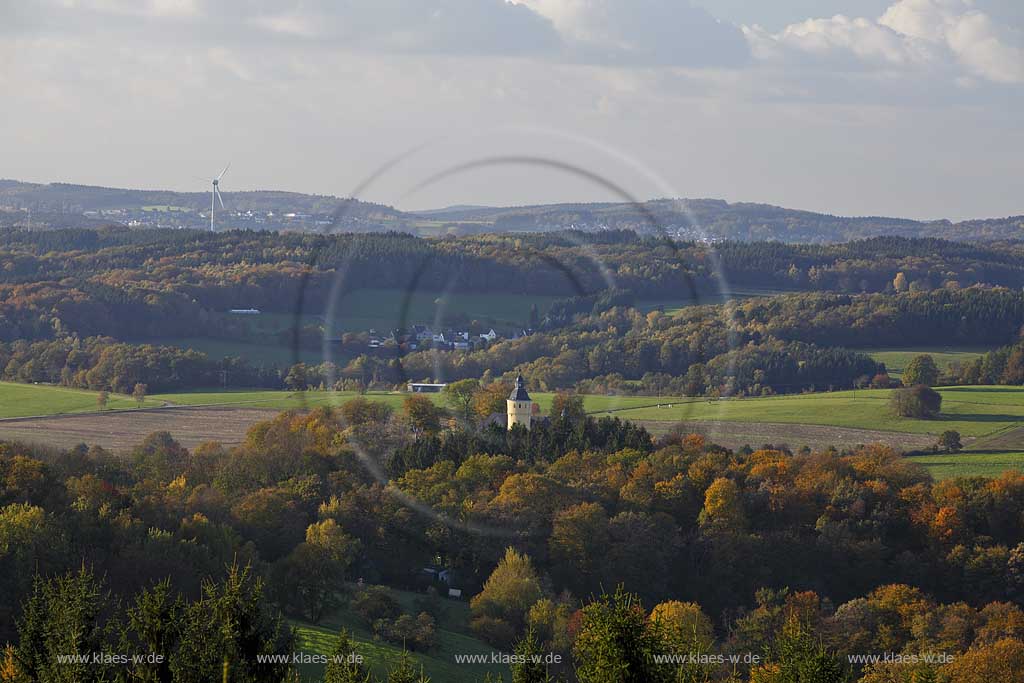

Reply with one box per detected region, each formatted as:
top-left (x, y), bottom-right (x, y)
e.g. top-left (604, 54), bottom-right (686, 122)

top-left (373, 612), bottom-right (436, 651)
top-left (351, 586), bottom-right (401, 624)
top-left (938, 430), bottom-right (963, 453)
top-left (891, 385), bottom-right (942, 419)
top-left (470, 615), bottom-right (517, 650)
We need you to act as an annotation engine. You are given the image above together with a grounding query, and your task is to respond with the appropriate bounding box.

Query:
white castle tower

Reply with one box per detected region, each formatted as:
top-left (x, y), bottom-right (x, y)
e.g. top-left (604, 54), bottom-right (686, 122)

top-left (506, 373), bottom-right (533, 430)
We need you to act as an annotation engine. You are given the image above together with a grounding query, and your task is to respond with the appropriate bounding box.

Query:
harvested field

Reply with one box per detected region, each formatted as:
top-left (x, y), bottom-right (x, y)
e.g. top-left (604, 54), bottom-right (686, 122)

top-left (0, 406), bottom-right (278, 452)
top-left (638, 419), bottom-right (943, 452)
top-left (972, 425), bottom-right (1024, 451)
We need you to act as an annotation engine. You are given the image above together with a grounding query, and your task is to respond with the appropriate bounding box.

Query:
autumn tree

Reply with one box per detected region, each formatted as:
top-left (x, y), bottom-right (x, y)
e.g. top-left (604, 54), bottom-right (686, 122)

top-left (473, 381), bottom-right (511, 418)
top-left (471, 548), bottom-right (544, 649)
top-left (649, 600), bottom-right (714, 653)
top-left (96, 389), bottom-right (109, 410)
top-left (132, 382), bottom-right (148, 407)
top-left (698, 477), bottom-right (747, 535)
top-left (549, 502), bottom-right (609, 598)
top-left (893, 272), bottom-right (909, 293)
top-left (550, 391), bottom-right (586, 423)
top-left (403, 394), bottom-right (445, 435)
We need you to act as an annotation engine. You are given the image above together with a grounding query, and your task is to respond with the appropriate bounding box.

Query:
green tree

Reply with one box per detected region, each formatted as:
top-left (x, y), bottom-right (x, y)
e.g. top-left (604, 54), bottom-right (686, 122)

top-left (751, 616), bottom-right (847, 683)
top-left (172, 562), bottom-right (293, 683)
top-left (284, 363), bottom-right (308, 391)
top-left (573, 588), bottom-right (670, 683)
top-left (511, 628), bottom-right (556, 683)
top-left (890, 385), bottom-right (942, 419)
top-left (280, 542), bottom-right (342, 623)
top-left (903, 355), bottom-right (940, 387)
top-left (938, 430), bottom-right (963, 453)
top-left (14, 567), bottom-right (117, 683)
top-left (125, 579), bottom-right (183, 683)
top-left (323, 629), bottom-right (371, 683)
top-left (386, 650), bottom-right (430, 683)
top-left (443, 379), bottom-right (480, 423)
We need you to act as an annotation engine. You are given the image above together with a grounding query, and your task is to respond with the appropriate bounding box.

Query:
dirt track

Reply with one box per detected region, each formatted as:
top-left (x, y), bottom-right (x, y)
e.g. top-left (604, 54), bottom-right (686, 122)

top-left (0, 406), bottom-right (279, 452)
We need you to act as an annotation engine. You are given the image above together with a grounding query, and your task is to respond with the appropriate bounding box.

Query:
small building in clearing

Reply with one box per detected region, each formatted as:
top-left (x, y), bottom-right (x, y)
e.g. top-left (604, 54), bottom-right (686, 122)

top-left (408, 382), bottom-right (447, 393)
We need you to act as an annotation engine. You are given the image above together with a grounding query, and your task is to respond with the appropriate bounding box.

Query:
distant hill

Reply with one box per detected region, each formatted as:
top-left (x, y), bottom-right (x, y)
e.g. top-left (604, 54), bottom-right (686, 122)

top-left (0, 180), bottom-right (405, 232)
top-left (1, 179), bottom-right (1020, 242)
top-left (408, 198), bottom-right (1024, 243)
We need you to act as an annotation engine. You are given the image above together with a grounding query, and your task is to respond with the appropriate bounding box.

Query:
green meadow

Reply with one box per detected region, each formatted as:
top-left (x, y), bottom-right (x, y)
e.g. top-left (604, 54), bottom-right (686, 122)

top-left (6, 383), bottom-right (1022, 442)
top-left (863, 347), bottom-right (991, 378)
top-left (4, 381), bottom-right (1022, 479)
top-left (0, 381), bottom-right (161, 418)
top-left (291, 586), bottom-right (503, 683)
top-left (586, 386), bottom-right (1024, 439)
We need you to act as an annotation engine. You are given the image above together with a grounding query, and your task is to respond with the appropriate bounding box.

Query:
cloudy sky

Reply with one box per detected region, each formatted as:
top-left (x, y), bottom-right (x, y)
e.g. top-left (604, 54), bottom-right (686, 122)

top-left (1, 0), bottom-right (1022, 219)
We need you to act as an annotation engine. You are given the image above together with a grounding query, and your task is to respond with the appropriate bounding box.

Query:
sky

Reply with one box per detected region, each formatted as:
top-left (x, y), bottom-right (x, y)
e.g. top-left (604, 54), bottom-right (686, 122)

top-left (1, 0), bottom-right (1022, 220)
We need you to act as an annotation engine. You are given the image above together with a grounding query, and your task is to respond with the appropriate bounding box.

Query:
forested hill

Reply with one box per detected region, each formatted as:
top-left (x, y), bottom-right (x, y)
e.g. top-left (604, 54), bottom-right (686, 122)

top-left (2, 179), bottom-right (1022, 242)
top-left (418, 198), bottom-right (1024, 242)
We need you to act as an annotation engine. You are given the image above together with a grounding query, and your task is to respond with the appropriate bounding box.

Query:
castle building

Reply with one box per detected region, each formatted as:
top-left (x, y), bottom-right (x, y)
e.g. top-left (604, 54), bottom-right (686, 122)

top-left (506, 373), bottom-right (533, 430)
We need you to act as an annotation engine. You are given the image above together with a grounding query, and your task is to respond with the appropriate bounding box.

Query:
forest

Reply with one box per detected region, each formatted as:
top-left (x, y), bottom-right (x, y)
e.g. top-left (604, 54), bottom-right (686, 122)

top-left (2, 227), bottom-right (1023, 397)
top-left (4, 397), bottom-right (1024, 681)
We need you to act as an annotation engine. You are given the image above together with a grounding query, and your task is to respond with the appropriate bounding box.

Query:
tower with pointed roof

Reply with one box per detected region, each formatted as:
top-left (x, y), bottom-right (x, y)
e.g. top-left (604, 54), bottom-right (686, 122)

top-left (506, 373), bottom-right (533, 430)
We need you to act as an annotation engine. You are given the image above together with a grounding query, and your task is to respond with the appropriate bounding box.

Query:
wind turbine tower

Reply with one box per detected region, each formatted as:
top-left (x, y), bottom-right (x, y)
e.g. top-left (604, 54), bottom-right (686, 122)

top-left (208, 162), bottom-right (230, 231)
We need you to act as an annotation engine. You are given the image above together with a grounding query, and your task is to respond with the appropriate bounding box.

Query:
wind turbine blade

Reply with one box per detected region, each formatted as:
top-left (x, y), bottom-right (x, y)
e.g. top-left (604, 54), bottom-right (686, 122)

top-left (217, 162), bottom-right (231, 181)
top-left (216, 187), bottom-right (225, 209)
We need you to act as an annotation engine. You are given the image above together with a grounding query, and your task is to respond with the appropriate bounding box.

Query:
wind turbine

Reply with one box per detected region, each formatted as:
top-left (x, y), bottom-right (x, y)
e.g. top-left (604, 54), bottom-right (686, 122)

top-left (206, 162), bottom-right (230, 231)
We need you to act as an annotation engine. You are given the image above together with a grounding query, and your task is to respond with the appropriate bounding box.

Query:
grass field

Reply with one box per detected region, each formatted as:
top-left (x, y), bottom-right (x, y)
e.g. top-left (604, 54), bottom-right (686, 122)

top-left (6, 383), bottom-right (1022, 442)
top-left (3, 382), bottom-right (1022, 478)
top-left (584, 386), bottom-right (1024, 439)
top-left (906, 449), bottom-right (1024, 479)
top-left (0, 381), bottom-right (161, 418)
top-left (862, 347), bottom-right (990, 378)
top-left (638, 287), bottom-right (797, 316)
top-left (291, 586), bottom-right (503, 683)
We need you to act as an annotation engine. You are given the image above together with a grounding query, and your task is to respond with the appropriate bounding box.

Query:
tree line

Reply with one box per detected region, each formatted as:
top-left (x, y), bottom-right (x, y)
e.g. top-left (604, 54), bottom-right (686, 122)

top-left (3, 228), bottom-right (1024, 347)
top-left (5, 400), bottom-right (1024, 680)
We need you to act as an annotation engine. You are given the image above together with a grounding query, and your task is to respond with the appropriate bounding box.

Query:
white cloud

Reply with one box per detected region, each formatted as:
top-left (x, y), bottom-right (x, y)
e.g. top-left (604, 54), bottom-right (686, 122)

top-left (517, 0), bottom-right (750, 66)
top-left (748, 0), bottom-right (1024, 84)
